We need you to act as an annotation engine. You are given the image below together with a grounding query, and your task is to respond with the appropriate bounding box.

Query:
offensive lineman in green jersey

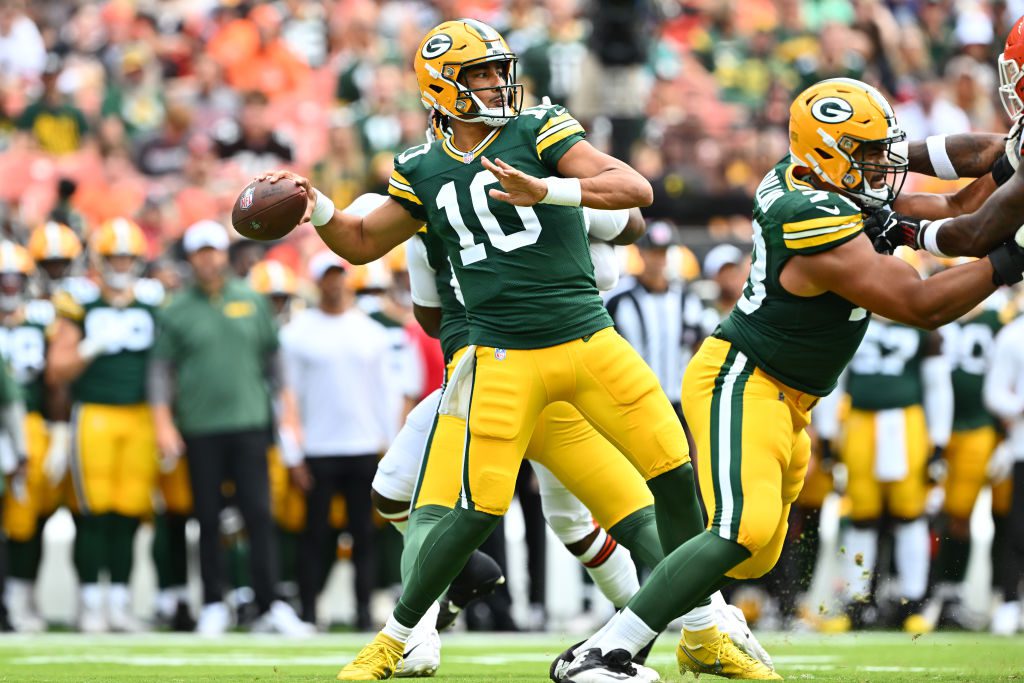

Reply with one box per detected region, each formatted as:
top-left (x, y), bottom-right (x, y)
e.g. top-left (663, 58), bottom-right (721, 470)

top-left (47, 218), bottom-right (162, 633)
top-left (260, 18), bottom-right (716, 681)
top-left (824, 309), bottom-right (952, 633)
top-left (560, 78), bottom-right (1024, 682)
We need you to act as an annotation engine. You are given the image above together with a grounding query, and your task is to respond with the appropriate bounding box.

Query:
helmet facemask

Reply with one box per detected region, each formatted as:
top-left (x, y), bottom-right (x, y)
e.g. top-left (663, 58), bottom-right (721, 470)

top-left (430, 55), bottom-right (524, 128)
top-left (998, 52), bottom-right (1024, 119)
top-left (805, 126), bottom-right (908, 209)
top-left (99, 254), bottom-right (142, 293)
top-left (0, 273), bottom-right (25, 313)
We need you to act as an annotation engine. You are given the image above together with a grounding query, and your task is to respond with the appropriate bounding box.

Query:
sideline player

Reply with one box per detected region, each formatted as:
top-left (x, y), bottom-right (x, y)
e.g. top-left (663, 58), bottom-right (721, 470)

top-left (258, 18), bottom-right (715, 681)
top-left (558, 77), bottom-right (1024, 682)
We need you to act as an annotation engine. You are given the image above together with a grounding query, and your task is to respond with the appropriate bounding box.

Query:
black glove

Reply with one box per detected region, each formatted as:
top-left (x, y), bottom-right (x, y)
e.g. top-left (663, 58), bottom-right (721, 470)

top-left (988, 237), bottom-right (1024, 286)
top-left (927, 445), bottom-right (947, 485)
top-left (862, 207), bottom-right (924, 255)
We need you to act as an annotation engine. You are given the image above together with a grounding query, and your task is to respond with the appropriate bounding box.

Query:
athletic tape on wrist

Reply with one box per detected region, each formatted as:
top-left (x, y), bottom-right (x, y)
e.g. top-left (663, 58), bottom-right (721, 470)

top-left (310, 188), bottom-right (336, 227)
top-left (921, 218), bottom-right (951, 258)
top-left (926, 135), bottom-right (959, 180)
top-left (539, 177), bottom-right (582, 206)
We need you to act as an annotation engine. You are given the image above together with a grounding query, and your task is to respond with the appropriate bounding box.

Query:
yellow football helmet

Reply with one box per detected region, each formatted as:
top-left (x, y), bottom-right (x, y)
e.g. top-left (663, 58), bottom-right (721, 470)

top-left (789, 78), bottom-right (907, 207)
top-left (28, 221), bottom-right (82, 263)
top-left (0, 241), bottom-right (34, 312)
top-left (348, 260), bottom-right (393, 293)
top-left (667, 245), bottom-right (701, 282)
top-left (249, 260), bottom-right (297, 297)
top-left (414, 18), bottom-right (523, 127)
top-left (90, 217), bottom-right (147, 291)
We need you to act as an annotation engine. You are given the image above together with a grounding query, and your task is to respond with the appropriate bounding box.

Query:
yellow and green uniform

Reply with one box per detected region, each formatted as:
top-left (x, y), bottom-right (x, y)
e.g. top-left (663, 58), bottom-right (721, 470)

top-left (388, 104), bottom-right (686, 519)
top-left (16, 100), bottom-right (88, 155)
top-left (0, 300), bottom-right (61, 540)
top-left (942, 299), bottom-right (1015, 519)
top-left (687, 156), bottom-right (867, 578)
top-left (842, 319), bottom-right (931, 521)
top-left (55, 279), bottom-right (162, 517)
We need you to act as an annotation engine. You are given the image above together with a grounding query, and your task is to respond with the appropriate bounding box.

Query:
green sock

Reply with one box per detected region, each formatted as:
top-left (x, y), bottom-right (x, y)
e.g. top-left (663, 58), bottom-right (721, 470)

top-left (74, 515), bottom-right (105, 583)
top-left (393, 506), bottom-right (500, 627)
top-left (608, 506), bottom-right (664, 570)
top-left (276, 527), bottom-right (299, 584)
top-left (227, 535), bottom-right (252, 591)
top-left (152, 514), bottom-right (189, 589)
top-left (647, 463), bottom-right (706, 554)
top-left (400, 505), bottom-right (450, 587)
top-left (8, 532), bottom-right (42, 581)
top-left (107, 514), bottom-right (139, 584)
top-left (935, 535), bottom-right (970, 584)
top-left (628, 531), bottom-right (750, 631)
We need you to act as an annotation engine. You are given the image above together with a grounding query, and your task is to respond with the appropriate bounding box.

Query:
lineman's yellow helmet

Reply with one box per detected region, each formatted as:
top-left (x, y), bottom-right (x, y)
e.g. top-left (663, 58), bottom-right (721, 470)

top-left (28, 221), bottom-right (82, 262)
top-left (789, 78), bottom-right (907, 207)
top-left (249, 260), bottom-right (297, 297)
top-left (668, 245), bottom-right (701, 282)
top-left (414, 19), bottom-right (523, 127)
top-left (0, 241), bottom-right (34, 276)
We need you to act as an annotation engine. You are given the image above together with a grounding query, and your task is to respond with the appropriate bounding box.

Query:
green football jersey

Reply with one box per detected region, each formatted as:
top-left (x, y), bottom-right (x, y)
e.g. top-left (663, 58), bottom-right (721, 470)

top-left (417, 230), bottom-right (469, 361)
top-left (55, 278), bottom-right (163, 405)
top-left (718, 156), bottom-right (869, 396)
top-left (942, 294), bottom-right (1014, 431)
top-left (0, 300), bottom-right (54, 414)
top-left (847, 319), bottom-right (929, 410)
top-left (388, 103), bottom-right (612, 349)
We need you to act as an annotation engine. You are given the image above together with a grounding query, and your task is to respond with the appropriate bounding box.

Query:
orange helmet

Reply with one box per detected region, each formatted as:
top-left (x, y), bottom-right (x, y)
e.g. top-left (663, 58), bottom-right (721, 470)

top-left (249, 260), bottom-right (297, 297)
top-left (28, 221), bottom-right (82, 262)
top-left (1000, 15), bottom-right (1024, 119)
top-left (790, 78), bottom-right (907, 207)
top-left (414, 19), bottom-right (523, 127)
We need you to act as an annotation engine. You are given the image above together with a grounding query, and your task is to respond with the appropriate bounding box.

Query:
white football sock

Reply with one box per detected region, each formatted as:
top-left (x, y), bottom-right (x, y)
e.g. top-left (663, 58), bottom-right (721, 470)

top-left (80, 583), bottom-right (104, 612)
top-left (680, 603), bottom-right (715, 631)
top-left (576, 531), bottom-right (639, 609)
top-left (382, 613), bottom-right (414, 644)
top-left (843, 525), bottom-right (878, 604)
top-left (580, 608), bottom-right (658, 658)
top-left (108, 584), bottom-right (130, 611)
top-left (895, 518), bottom-right (930, 601)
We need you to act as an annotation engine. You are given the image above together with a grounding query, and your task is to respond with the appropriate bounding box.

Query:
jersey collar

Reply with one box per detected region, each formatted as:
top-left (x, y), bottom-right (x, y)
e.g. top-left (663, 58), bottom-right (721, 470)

top-left (442, 127), bottom-right (502, 164)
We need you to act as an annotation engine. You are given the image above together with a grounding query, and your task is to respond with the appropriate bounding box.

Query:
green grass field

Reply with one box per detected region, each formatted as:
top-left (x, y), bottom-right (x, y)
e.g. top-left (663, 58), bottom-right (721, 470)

top-left (0, 631), bottom-right (1021, 682)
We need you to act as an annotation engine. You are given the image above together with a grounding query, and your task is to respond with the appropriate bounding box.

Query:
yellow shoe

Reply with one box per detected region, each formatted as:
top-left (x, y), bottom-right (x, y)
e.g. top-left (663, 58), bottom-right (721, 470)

top-left (903, 613), bottom-right (933, 635)
top-left (817, 614), bottom-right (852, 634)
top-left (337, 632), bottom-right (405, 680)
top-left (677, 626), bottom-right (782, 680)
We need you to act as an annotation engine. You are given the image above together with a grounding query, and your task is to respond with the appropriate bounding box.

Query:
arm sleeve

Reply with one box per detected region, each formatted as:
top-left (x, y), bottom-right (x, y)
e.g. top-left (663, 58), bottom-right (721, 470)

top-left (584, 207), bottom-right (630, 241)
top-left (147, 358), bottom-right (175, 406)
top-left (588, 241), bottom-right (620, 292)
top-left (342, 192), bottom-right (390, 218)
top-left (922, 354), bottom-right (954, 447)
top-left (407, 235), bottom-right (441, 307)
top-left (984, 325), bottom-right (1024, 420)
top-left (812, 370), bottom-right (847, 442)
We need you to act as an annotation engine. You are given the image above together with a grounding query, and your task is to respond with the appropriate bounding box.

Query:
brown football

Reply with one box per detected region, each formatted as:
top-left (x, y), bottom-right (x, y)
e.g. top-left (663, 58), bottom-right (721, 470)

top-left (231, 178), bottom-right (307, 241)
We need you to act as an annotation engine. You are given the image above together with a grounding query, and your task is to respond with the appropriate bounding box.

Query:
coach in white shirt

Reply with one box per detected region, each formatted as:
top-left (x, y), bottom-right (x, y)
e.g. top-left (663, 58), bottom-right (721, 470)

top-left (983, 313), bottom-right (1024, 636)
top-left (281, 251), bottom-right (392, 629)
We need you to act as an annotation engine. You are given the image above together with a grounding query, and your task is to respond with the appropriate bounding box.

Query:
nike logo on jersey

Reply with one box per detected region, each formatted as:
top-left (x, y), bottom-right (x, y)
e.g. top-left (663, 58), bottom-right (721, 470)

top-left (818, 205), bottom-right (841, 215)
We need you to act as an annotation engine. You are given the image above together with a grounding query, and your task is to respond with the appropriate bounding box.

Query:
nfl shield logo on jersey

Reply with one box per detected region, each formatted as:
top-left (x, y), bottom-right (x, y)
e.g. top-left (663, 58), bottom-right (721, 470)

top-left (494, 348), bottom-right (506, 361)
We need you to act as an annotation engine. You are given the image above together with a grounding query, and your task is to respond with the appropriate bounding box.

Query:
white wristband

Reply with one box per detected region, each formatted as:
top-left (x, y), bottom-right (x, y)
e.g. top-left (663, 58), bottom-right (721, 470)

top-left (926, 135), bottom-right (959, 180)
top-left (921, 218), bottom-right (951, 258)
top-left (77, 337), bottom-right (103, 362)
top-left (310, 188), bottom-right (336, 227)
top-left (539, 177), bottom-right (582, 206)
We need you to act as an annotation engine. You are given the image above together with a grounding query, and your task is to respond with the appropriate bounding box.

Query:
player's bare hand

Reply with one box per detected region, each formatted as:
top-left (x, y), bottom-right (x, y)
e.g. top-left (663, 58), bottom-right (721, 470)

top-left (289, 462), bottom-right (314, 492)
top-left (257, 169), bottom-right (316, 223)
top-left (481, 156), bottom-right (548, 206)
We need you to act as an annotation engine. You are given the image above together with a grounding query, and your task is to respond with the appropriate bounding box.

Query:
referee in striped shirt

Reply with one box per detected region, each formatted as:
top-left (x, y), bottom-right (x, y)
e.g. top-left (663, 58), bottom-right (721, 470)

top-left (605, 221), bottom-right (703, 418)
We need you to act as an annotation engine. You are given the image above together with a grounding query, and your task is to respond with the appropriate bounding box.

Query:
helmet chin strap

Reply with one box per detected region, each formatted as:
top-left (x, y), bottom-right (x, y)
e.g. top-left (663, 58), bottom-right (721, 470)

top-left (103, 271), bottom-right (136, 293)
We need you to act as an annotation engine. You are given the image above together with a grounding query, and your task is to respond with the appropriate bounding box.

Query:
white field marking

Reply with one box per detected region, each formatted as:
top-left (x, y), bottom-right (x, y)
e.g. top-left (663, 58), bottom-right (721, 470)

top-left (10, 653), bottom-right (560, 667)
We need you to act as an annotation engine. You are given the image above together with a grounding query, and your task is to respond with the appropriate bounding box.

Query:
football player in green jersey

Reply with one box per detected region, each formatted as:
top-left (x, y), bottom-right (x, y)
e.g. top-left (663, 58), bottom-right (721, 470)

top-left (259, 17), bottom-right (720, 681)
top-left (562, 77), bottom-right (1024, 682)
top-left (47, 217), bottom-right (162, 634)
top-left (821, 303), bottom-right (952, 633)
top-left (0, 241), bottom-right (59, 633)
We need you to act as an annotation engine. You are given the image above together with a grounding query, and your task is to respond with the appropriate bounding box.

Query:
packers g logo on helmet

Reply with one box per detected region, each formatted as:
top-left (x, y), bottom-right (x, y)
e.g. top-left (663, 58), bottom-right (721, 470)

top-left (414, 19), bottom-right (524, 128)
top-left (790, 78), bottom-right (908, 208)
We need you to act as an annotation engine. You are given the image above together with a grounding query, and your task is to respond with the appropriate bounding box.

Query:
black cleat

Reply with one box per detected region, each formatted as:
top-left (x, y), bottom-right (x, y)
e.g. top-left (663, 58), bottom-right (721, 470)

top-left (550, 640), bottom-right (585, 681)
top-left (170, 601), bottom-right (197, 632)
top-left (435, 550), bottom-right (505, 631)
top-left (563, 648), bottom-right (657, 682)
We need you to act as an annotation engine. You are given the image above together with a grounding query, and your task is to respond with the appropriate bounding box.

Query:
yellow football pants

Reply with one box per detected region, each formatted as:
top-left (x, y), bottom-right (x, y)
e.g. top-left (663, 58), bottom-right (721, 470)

top-left (69, 403), bottom-right (158, 517)
top-left (3, 412), bottom-right (63, 540)
top-left (944, 426), bottom-right (1013, 518)
top-left (841, 405), bottom-right (928, 521)
top-left (683, 337), bottom-right (814, 580)
top-left (414, 332), bottom-right (663, 524)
